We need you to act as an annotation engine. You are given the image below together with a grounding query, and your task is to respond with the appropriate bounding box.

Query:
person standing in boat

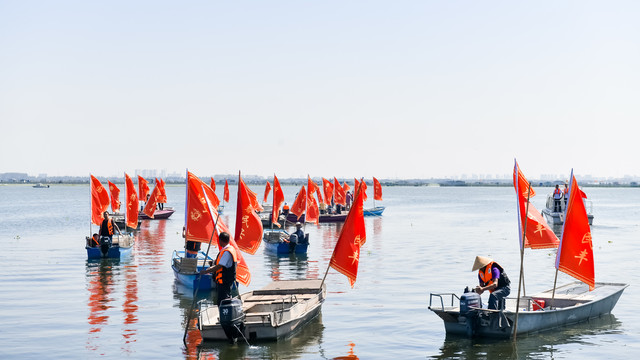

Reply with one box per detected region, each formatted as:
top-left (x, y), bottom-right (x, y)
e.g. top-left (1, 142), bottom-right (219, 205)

top-left (563, 182), bottom-right (569, 209)
top-left (473, 256), bottom-right (511, 310)
top-left (200, 232), bottom-right (237, 305)
top-left (182, 226), bottom-right (201, 258)
top-left (346, 191), bottom-right (353, 210)
top-left (553, 184), bottom-right (563, 212)
top-left (99, 211), bottom-right (121, 241)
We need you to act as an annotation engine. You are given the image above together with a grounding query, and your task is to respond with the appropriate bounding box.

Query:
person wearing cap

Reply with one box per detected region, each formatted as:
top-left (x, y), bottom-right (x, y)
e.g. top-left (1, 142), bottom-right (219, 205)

top-left (472, 256), bottom-right (511, 310)
top-left (291, 222), bottom-right (306, 245)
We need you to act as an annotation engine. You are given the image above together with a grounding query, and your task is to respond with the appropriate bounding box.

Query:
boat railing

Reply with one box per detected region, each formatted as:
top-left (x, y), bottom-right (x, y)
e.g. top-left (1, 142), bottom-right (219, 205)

top-left (428, 293), bottom-right (460, 311)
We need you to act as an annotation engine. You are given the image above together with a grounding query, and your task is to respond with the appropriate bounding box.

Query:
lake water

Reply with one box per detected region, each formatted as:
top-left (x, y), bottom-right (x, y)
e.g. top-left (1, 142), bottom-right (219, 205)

top-left (1, 184), bottom-right (638, 359)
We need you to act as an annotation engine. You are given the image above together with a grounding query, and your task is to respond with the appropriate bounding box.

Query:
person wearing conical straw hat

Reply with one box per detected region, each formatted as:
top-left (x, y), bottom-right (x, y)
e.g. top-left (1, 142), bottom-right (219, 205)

top-left (472, 256), bottom-right (511, 310)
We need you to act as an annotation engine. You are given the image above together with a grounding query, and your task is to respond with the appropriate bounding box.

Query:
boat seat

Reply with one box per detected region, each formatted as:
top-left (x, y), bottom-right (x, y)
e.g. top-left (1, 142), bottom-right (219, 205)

top-left (179, 257), bottom-right (198, 273)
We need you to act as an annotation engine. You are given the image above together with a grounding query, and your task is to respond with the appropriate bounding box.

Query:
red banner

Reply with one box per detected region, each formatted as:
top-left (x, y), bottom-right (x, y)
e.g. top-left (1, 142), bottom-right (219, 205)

top-left (272, 175), bottom-right (284, 226)
top-left (224, 180), bottom-right (229, 203)
top-left (334, 177), bottom-right (346, 206)
top-left (210, 177), bottom-right (216, 191)
top-left (373, 177), bottom-right (382, 201)
top-left (308, 176), bottom-right (323, 204)
top-left (184, 171), bottom-right (216, 243)
top-left (156, 178), bottom-right (167, 204)
top-left (322, 178), bottom-right (334, 206)
top-left (234, 176), bottom-right (264, 255)
top-left (290, 186), bottom-right (307, 220)
top-left (513, 161), bottom-right (558, 249)
top-left (125, 174), bottom-right (139, 229)
top-left (263, 181), bottom-right (271, 204)
top-left (143, 184), bottom-right (160, 219)
top-left (329, 183), bottom-right (366, 287)
top-left (108, 181), bottom-right (121, 212)
top-left (306, 187), bottom-right (320, 225)
top-left (138, 176), bottom-right (150, 203)
top-left (556, 173), bottom-right (595, 290)
top-left (91, 175), bottom-right (110, 226)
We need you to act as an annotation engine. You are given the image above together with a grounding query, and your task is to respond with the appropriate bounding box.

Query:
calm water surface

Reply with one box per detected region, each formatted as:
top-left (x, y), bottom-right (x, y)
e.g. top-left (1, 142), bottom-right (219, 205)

top-left (1, 185), bottom-right (638, 359)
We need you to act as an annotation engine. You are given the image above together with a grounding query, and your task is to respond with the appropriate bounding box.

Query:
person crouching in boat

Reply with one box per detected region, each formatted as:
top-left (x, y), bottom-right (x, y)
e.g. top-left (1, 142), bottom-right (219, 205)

top-left (99, 211), bottom-right (121, 241)
top-left (200, 232), bottom-right (238, 305)
top-left (472, 256), bottom-right (511, 310)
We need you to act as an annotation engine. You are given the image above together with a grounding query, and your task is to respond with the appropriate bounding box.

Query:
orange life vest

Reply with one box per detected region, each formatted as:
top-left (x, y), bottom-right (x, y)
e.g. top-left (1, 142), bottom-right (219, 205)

top-left (478, 262), bottom-right (510, 293)
top-left (214, 246), bottom-right (238, 285)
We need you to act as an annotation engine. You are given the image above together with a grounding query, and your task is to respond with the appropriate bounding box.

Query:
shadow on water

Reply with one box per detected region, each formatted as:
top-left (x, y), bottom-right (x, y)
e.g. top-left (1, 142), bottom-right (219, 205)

top-left (430, 313), bottom-right (622, 359)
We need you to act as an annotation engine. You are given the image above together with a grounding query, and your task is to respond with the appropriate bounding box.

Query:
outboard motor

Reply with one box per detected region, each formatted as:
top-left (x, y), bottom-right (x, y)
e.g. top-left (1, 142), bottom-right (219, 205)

top-left (460, 287), bottom-right (482, 337)
top-left (219, 298), bottom-right (245, 343)
top-left (99, 236), bottom-right (112, 257)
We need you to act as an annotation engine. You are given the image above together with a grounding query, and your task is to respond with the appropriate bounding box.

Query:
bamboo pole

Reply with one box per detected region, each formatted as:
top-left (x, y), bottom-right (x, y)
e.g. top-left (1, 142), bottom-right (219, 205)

top-left (513, 183), bottom-right (532, 340)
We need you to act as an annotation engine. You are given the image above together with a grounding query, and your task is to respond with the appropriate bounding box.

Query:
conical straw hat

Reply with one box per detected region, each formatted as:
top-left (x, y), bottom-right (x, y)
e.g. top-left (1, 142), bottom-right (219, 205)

top-left (472, 256), bottom-right (493, 271)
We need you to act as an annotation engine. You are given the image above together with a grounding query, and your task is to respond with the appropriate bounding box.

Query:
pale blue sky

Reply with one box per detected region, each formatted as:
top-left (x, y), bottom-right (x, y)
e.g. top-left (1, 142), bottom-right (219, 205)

top-left (1, 1), bottom-right (639, 179)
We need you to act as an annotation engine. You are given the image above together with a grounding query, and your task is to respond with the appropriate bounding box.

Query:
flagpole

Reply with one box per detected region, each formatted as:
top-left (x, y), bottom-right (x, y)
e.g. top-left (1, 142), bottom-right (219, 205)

top-left (513, 183), bottom-right (532, 340)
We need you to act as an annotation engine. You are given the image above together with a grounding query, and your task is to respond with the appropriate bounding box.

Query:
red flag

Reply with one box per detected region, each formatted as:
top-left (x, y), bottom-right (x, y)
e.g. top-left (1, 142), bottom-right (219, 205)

top-left (224, 180), bottom-right (230, 203)
top-left (138, 176), bottom-right (150, 203)
top-left (513, 161), bottom-right (559, 250)
top-left (343, 181), bottom-right (351, 193)
top-left (108, 181), bottom-right (121, 212)
top-left (306, 187), bottom-right (320, 225)
top-left (334, 177), bottom-right (346, 206)
top-left (556, 172), bottom-right (595, 291)
top-left (234, 176), bottom-right (264, 255)
top-left (263, 181), bottom-right (271, 203)
top-left (156, 178), bottom-right (167, 204)
top-left (210, 177), bottom-right (216, 192)
top-left (308, 176), bottom-right (323, 204)
top-left (353, 178), bottom-right (359, 194)
top-left (143, 184), bottom-right (160, 218)
top-left (272, 175), bottom-right (285, 226)
top-left (90, 175), bottom-right (109, 226)
top-left (361, 179), bottom-right (368, 202)
top-left (185, 171), bottom-right (217, 243)
top-left (329, 183), bottom-right (366, 287)
top-left (125, 173), bottom-right (139, 229)
top-left (322, 178), bottom-right (334, 205)
top-left (373, 177), bottom-right (382, 201)
top-left (290, 186), bottom-right (307, 220)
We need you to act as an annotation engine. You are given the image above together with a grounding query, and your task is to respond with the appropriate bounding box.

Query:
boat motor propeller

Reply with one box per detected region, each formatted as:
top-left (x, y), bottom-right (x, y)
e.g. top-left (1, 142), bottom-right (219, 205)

top-left (99, 236), bottom-right (112, 256)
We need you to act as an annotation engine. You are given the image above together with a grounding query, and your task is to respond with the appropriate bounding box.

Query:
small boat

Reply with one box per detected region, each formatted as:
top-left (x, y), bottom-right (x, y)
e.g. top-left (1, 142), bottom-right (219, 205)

top-left (541, 193), bottom-right (594, 225)
top-left (139, 207), bottom-right (175, 220)
top-left (263, 229), bottom-right (309, 254)
top-left (171, 250), bottom-right (216, 290)
top-left (85, 233), bottom-right (135, 259)
top-left (198, 279), bottom-right (326, 342)
top-left (428, 281), bottom-right (627, 338)
top-left (363, 206), bottom-right (385, 216)
top-left (32, 183), bottom-right (50, 188)
top-left (286, 212), bottom-right (347, 223)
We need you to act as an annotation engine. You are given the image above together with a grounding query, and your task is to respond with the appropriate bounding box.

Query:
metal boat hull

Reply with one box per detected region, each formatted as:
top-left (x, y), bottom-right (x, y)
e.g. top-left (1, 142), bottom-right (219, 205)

top-left (86, 234), bottom-right (135, 259)
top-left (363, 206), bottom-right (385, 216)
top-left (139, 208), bottom-right (175, 220)
top-left (429, 282), bottom-right (628, 338)
top-left (171, 250), bottom-right (215, 290)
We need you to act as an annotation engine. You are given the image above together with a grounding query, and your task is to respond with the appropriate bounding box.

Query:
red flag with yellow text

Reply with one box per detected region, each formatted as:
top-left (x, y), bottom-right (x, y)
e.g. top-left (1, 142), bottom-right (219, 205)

top-left (156, 178), bottom-right (167, 204)
top-left (513, 161), bottom-right (559, 250)
top-left (272, 175), bottom-right (284, 226)
top-left (234, 176), bottom-right (264, 255)
top-left (290, 186), bottom-right (307, 220)
top-left (373, 177), bottom-right (382, 201)
top-left (125, 173), bottom-right (139, 229)
top-left (322, 178), bottom-right (334, 206)
top-left (143, 184), bottom-right (160, 218)
top-left (184, 171), bottom-right (217, 243)
top-left (215, 218), bottom-right (251, 286)
top-left (343, 181), bottom-right (351, 193)
top-left (555, 172), bottom-right (595, 291)
top-left (91, 175), bottom-right (110, 226)
top-left (329, 183), bottom-right (366, 287)
top-left (108, 181), bottom-right (121, 212)
top-left (306, 187), bottom-right (320, 225)
top-left (334, 177), bottom-right (346, 206)
top-left (138, 175), bottom-right (150, 202)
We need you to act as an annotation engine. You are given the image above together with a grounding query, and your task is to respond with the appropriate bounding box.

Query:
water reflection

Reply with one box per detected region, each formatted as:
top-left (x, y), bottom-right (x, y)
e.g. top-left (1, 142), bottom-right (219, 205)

top-left (173, 282), bottom-right (215, 359)
top-left (264, 252), bottom-right (313, 281)
top-left (431, 314), bottom-right (622, 359)
top-left (332, 342), bottom-right (359, 359)
top-left (137, 220), bottom-right (168, 271)
top-left (85, 258), bottom-right (139, 354)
